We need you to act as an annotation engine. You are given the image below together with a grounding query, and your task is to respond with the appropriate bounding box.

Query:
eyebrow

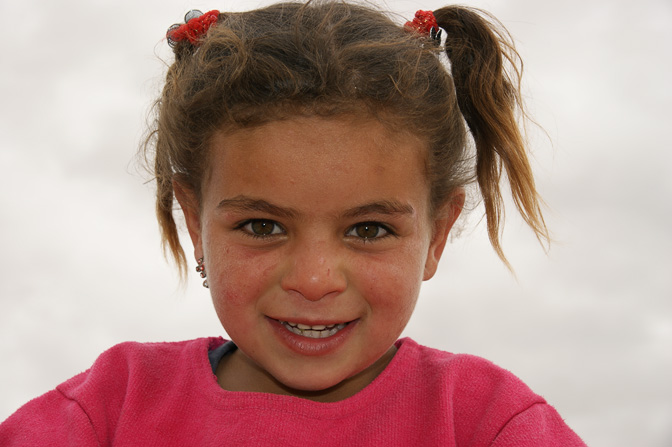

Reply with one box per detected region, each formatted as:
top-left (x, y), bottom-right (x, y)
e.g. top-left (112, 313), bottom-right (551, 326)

top-left (216, 196), bottom-right (414, 219)
top-left (342, 200), bottom-right (415, 219)
top-left (216, 196), bottom-right (299, 219)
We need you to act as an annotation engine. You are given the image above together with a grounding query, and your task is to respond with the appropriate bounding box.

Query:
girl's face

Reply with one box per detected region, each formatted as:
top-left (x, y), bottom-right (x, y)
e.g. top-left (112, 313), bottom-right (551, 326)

top-left (177, 115), bottom-right (461, 400)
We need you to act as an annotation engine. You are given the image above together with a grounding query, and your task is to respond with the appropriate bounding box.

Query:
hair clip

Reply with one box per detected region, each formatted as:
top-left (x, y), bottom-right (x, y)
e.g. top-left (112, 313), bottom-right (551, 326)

top-left (166, 9), bottom-right (220, 47)
top-left (404, 10), bottom-right (442, 44)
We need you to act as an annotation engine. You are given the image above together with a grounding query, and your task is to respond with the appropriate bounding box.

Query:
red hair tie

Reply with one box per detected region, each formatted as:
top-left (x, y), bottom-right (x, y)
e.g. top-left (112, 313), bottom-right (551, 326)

top-left (404, 10), bottom-right (441, 42)
top-left (167, 9), bottom-right (220, 47)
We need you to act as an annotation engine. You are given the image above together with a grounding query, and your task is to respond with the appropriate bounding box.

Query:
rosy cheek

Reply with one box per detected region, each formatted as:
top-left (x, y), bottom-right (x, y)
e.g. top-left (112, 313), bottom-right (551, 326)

top-left (216, 259), bottom-right (277, 306)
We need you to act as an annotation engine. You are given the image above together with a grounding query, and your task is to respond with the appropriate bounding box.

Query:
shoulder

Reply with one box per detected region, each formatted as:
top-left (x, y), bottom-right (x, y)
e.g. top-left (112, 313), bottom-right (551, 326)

top-left (404, 337), bottom-right (544, 401)
top-left (398, 337), bottom-right (540, 399)
top-left (81, 337), bottom-right (220, 373)
top-left (0, 337), bottom-right (225, 445)
top-left (58, 337), bottom-right (223, 398)
top-left (56, 339), bottom-right (223, 424)
top-left (396, 338), bottom-right (586, 446)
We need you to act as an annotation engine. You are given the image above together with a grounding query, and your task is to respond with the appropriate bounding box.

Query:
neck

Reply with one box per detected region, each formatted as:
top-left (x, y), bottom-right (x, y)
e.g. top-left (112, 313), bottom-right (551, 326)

top-left (215, 346), bottom-right (397, 403)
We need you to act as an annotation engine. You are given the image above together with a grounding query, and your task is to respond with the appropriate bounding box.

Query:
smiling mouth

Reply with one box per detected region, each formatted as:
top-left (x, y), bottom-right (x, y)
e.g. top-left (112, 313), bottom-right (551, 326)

top-left (279, 321), bottom-right (349, 339)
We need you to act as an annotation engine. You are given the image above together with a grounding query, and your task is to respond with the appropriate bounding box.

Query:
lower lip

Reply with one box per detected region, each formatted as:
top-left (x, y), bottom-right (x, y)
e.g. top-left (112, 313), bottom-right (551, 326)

top-left (267, 317), bottom-right (358, 357)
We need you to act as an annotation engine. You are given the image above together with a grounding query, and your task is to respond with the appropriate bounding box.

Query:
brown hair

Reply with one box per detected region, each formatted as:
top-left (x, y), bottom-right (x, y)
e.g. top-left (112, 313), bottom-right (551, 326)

top-left (143, 1), bottom-right (548, 275)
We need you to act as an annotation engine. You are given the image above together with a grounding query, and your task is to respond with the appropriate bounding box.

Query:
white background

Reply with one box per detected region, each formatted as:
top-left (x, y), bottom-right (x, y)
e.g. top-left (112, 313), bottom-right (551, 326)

top-left (1, 0), bottom-right (670, 445)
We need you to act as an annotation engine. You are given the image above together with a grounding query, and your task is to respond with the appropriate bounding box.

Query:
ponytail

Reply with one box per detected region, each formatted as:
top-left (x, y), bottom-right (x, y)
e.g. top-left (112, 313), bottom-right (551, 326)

top-left (434, 7), bottom-right (549, 267)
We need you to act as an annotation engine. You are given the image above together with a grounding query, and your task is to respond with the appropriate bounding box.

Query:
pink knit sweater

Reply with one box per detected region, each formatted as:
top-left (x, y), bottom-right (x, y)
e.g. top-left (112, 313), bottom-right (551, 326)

top-left (0, 337), bottom-right (585, 446)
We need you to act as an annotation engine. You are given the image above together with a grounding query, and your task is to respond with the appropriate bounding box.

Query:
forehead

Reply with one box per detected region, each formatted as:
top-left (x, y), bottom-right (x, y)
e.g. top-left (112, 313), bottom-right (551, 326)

top-left (210, 114), bottom-right (426, 166)
top-left (203, 115), bottom-right (430, 212)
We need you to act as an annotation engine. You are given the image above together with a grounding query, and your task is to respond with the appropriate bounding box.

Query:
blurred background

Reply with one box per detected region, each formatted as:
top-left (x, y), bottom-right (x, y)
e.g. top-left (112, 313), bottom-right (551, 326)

top-left (1, 0), bottom-right (670, 445)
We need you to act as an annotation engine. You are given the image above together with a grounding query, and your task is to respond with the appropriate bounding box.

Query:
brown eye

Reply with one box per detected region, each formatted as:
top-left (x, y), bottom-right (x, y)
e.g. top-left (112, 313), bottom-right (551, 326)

top-left (356, 224), bottom-right (380, 238)
top-left (347, 223), bottom-right (390, 240)
top-left (251, 220), bottom-right (274, 235)
top-left (242, 220), bottom-right (283, 237)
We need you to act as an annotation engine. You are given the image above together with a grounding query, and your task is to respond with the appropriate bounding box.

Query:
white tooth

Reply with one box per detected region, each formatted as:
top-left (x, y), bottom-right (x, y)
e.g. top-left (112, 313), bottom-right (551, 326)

top-left (282, 321), bottom-right (348, 338)
top-left (282, 322), bottom-right (300, 336)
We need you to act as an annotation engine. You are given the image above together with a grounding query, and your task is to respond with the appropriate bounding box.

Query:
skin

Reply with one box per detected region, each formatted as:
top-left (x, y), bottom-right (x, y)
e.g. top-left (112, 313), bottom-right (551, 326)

top-left (175, 114), bottom-right (463, 402)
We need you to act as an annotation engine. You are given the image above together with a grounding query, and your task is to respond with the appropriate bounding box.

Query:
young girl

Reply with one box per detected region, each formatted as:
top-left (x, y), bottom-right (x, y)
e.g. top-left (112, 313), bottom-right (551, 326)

top-left (1, 2), bottom-right (586, 445)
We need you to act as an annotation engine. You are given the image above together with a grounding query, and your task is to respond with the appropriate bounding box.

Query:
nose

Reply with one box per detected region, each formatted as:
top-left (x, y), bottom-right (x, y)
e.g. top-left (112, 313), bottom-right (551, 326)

top-left (280, 239), bottom-right (347, 301)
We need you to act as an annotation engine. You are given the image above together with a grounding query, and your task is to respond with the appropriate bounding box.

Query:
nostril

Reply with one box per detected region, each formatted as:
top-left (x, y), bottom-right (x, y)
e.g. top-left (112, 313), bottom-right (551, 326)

top-left (281, 264), bottom-right (347, 302)
top-left (280, 243), bottom-right (348, 301)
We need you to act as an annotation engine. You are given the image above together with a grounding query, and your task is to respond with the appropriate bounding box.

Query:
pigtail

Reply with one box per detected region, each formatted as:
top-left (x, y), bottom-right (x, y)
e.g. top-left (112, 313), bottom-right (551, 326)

top-left (145, 11), bottom-right (228, 278)
top-left (433, 7), bottom-right (549, 267)
top-left (143, 68), bottom-right (188, 278)
top-left (154, 132), bottom-right (188, 278)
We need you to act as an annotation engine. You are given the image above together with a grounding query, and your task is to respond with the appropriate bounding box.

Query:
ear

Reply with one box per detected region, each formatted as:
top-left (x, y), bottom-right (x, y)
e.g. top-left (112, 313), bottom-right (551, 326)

top-left (423, 189), bottom-right (465, 280)
top-left (172, 178), bottom-right (203, 259)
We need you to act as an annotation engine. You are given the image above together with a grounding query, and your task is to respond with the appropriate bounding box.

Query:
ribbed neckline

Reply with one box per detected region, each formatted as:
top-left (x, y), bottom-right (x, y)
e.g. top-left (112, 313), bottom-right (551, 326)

top-left (195, 337), bottom-right (417, 419)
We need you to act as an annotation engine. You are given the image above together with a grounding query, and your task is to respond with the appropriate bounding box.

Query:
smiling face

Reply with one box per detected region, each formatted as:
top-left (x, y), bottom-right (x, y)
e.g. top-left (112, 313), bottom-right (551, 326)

top-left (176, 115), bottom-right (462, 401)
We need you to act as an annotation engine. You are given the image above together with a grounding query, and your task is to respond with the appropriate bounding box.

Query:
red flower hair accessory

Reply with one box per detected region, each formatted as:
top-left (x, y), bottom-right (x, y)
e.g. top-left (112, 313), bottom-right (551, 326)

top-left (404, 10), bottom-right (441, 42)
top-left (167, 9), bottom-right (220, 47)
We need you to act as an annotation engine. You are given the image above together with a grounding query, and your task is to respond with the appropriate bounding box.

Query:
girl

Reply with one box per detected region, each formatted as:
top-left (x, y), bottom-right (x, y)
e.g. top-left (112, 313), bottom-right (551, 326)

top-left (1, 2), bottom-right (586, 445)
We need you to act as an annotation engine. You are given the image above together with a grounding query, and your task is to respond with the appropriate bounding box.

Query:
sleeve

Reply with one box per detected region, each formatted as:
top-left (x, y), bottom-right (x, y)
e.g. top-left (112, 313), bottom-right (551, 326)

top-left (0, 387), bottom-right (100, 447)
top-left (490, 402), bottom-right (587, 447)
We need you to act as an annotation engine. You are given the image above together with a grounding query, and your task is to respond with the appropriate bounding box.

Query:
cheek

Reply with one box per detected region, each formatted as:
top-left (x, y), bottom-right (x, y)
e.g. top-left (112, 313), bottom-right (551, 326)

top-left (358, 249), bottom-right (426, 318)
top-left (207, 247), bottom-right (278, 312)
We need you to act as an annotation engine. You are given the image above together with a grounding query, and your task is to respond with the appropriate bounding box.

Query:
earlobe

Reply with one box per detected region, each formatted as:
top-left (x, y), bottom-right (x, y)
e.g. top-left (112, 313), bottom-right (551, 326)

top-left (423, 189), bottom-right (465, 280)
top-left (172, 179), bottom-right (203, 256)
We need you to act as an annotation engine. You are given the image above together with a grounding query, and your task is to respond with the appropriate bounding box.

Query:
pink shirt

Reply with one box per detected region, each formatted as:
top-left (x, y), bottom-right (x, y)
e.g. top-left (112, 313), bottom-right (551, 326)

top-left (0, 337), bottom-right (585, 446)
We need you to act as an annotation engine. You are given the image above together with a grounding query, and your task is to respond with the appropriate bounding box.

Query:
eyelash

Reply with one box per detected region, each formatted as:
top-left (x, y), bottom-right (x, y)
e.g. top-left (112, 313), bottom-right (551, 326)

top-left (235, 219), bottom-right (396, 242)
top-left (345, 222), bottom-right (395, 242)
top-left (235, 219), bottom-right (286, 239)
